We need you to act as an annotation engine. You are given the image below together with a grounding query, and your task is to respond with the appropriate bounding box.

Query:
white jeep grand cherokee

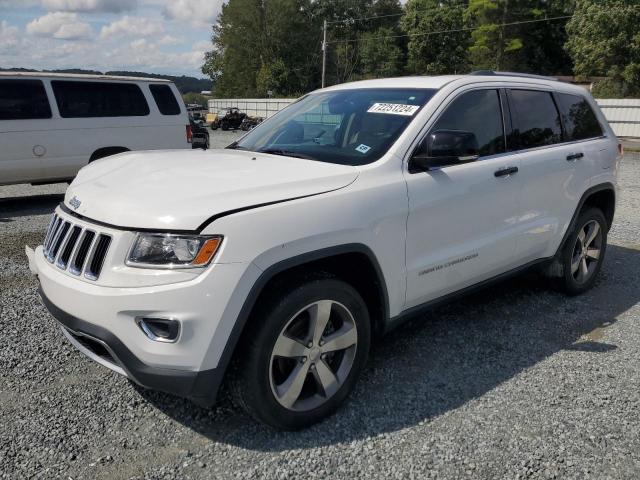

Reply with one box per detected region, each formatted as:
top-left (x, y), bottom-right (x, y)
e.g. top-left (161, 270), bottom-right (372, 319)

top-left (27, 72), bottom-right (621, 430)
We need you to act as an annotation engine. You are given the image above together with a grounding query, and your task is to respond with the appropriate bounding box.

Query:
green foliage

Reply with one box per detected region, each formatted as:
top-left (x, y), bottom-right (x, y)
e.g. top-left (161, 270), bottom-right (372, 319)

top-left (182, 92), bottom-right (209, 107)
top-left (566, 0), bottom-right (640, 96)
top-left (205, 0), bottom-right (319, 98)
top-left (402, 0), bottom-right (469, 75)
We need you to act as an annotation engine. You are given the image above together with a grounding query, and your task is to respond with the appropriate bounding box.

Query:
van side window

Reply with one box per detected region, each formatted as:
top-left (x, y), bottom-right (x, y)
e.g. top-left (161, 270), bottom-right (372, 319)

top-left (149, 84), bottom-right (181, 115)
top-left (430, 89), bottom-right (505, 157)
top-left (52, 81), bottom-right (149, 118)
top-left (509, 90), bottom-right (562, 149)
top-left (0, 79), bottom-right (52, 120)
top-left (556, 93), bottom-right (603, 141)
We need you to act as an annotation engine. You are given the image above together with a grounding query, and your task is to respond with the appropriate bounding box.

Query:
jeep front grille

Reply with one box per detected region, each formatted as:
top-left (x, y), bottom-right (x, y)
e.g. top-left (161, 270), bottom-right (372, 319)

top-left (43, 213), bottom-right (112, 281)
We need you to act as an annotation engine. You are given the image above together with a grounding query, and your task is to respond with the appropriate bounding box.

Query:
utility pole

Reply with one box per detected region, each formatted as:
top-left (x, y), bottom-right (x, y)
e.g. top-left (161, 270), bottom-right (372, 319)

top-left (321, 19), bottom-right (327, 88)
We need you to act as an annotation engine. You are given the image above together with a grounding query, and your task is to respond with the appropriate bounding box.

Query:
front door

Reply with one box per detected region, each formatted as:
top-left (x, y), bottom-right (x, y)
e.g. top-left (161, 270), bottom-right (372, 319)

top-left (404, 88), bottom-right (521, 308)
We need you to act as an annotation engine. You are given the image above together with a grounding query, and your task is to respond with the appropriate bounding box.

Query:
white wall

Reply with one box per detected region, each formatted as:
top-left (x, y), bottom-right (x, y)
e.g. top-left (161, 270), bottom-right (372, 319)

top-left (596, 99), bottom-right (640, 138)
top-left (208, 98), bottom-right (295, 118)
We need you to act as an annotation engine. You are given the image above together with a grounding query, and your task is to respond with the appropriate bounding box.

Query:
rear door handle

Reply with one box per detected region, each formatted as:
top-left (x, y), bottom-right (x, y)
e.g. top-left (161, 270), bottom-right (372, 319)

top-left (494, 166), bottom-right (518, 177)
top-left (566, 152), bottom-right (584, 161)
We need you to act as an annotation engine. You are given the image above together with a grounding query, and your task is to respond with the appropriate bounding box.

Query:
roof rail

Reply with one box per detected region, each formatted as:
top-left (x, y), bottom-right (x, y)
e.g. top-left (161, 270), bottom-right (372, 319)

top-left (469, 70), bottom-right (557, 81)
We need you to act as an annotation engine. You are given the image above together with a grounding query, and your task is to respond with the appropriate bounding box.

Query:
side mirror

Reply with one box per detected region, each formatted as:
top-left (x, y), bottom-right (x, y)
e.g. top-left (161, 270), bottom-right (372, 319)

top-left (412, 130), bottom-right (480, 171)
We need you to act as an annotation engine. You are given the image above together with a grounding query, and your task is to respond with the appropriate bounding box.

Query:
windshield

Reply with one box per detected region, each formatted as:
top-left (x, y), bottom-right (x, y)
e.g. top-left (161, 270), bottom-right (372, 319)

top-left (229, 88), bottom-right (437, 165)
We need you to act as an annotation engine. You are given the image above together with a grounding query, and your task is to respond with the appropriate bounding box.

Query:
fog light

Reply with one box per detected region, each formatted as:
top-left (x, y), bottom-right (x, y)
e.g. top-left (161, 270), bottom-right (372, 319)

top-left (136, 317), bottom-right (180, 343)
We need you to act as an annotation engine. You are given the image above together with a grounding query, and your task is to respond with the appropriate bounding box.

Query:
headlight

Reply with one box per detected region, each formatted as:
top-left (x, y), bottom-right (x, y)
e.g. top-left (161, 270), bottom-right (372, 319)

top-left (126, 233), bottom-right (222, 269)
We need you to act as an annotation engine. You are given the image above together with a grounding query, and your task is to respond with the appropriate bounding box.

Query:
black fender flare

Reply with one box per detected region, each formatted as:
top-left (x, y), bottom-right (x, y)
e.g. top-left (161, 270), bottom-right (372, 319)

top-left (209, 243), bottom-right (390, 398)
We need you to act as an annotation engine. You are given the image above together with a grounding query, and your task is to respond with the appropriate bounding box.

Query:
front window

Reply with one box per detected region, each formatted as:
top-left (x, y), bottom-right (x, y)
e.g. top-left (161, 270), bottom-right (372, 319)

top-left (229, 88), bottom-right (437, 165)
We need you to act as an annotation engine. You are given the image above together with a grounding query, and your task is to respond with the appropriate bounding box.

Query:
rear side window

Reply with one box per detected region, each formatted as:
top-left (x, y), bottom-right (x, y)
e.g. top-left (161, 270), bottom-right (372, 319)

top-left (0, 79), bottom-right (52, 120)
top-left (556, 93), bottom-right (603, 141)
top-left (149, 84), bottom-right (181, 115)
top-left (52, 81), bottom-right (149, 118)
top-left (509, 90), bottom-right (562, 149)
top-left (430, 89), bottom-right (505, 157)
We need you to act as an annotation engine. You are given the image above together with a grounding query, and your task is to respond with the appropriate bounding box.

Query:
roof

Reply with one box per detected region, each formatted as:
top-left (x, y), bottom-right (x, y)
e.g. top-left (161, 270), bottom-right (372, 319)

top-left (0, 71), bottom-right (171, 83)
top-left (320, 73), bottom-right (585, 94)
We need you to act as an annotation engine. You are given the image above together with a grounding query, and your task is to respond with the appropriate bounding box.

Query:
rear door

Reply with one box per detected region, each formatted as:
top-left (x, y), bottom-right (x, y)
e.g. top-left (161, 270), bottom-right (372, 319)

top-left (404, 88), bottom-right (521, 308)
top-left (0, 79), bottom-right (52, 184)
top-left (507, 89), bottom-right (601, 261)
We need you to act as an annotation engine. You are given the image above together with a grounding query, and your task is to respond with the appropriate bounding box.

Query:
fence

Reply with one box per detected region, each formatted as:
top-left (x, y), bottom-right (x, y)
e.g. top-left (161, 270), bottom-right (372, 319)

top-left (596, 99), bottom-right (640, 138)
top-left (208, 98), bottom-right (295, 119)
top-left (209, 97), bottom-right (640, 138)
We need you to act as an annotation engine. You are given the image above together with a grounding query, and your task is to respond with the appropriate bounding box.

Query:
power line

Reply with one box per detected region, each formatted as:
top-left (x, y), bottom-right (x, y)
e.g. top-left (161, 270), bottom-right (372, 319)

top-left (325, 6), bottom-right (640, 45)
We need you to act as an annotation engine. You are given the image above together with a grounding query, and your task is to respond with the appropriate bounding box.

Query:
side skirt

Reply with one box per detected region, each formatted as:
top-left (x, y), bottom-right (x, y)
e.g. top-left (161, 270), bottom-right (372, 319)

top-left (384, 257), bottom-right (553, 334)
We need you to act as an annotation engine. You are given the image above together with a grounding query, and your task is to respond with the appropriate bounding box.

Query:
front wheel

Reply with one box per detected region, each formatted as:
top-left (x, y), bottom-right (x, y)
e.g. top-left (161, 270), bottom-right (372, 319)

top-left (231, 277), bottom-right (371, 430)
top-left (557, 207), bottom-right (607, 295)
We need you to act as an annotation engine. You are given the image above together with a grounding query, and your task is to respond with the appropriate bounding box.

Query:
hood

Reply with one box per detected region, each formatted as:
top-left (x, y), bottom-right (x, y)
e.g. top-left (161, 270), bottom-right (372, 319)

top-left (64, 149), bottom-right (359, 231)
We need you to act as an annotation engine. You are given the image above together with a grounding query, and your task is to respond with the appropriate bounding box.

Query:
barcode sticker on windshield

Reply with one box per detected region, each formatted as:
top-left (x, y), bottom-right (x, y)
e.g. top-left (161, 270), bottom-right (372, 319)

top-left (367, 103), bottom-right (420, 116)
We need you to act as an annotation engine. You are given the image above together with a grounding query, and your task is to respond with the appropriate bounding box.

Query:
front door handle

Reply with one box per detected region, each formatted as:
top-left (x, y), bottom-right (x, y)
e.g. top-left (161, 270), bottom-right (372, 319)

top-left (566, 152), bottom-right (584, 161)
top-left (494, 166), bottom-right (518, 177)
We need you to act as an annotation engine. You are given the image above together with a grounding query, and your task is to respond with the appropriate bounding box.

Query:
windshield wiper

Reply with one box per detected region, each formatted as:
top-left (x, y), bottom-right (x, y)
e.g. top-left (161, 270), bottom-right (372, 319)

top-left (226, 141), bottom-right (249, 150)
top-left (258, 148), bottom-right (317, 160)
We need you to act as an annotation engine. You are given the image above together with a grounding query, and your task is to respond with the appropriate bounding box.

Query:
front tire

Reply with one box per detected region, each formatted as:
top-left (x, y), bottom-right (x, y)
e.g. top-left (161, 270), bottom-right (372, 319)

top-left (557, 207), bottom-right (607, 295)
top-left (231, 277), bottom-right (371, 430)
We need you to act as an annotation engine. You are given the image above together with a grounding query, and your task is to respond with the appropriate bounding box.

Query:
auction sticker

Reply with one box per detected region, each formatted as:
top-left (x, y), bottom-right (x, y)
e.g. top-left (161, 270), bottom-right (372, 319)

top-left (367, 103), bottom-right (420, 116)
top-left (355, 144), bottom-right (371, 154)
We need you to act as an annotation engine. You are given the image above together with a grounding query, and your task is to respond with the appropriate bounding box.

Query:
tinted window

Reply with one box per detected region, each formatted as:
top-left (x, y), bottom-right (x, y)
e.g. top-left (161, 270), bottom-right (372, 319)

top-left (233, 88), bottom-right (437, 166)
top-left (556, 93), bottom-right (602, 141)
top-left (52, 81), bottom-right (149, 118)
top-left (430, 89), bottom-right (505, 157)
top-left (510, 90), bottom-right (562, 149)
top-left (149, 84), bottom-right (181, 115)
top-left (0, 79), bottom-right (52, 120)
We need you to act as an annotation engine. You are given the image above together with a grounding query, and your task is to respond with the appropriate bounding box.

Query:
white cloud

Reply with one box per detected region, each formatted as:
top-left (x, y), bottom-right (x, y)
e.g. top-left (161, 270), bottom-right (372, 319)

top-left (41, 0), bottom-right (136, 13)
top-left (163, 0), bottom-right (222, 26)
top-left (0, 21), bottom-right (20, 52)
top-left (26, 12), bottom-right (93, 40)
top-left (100, 15), bottom-right (163, 38)
top-left (158, 34), bottom-right (181, 45)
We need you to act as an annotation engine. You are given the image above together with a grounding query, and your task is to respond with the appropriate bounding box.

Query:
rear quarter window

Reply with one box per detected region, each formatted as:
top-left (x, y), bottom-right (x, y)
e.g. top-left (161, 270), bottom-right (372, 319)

top-left (0, 79), bottom-right (52, 120)
top-left (509, 89), bottom-right (562, 149)
top-left (52, 80), bottom-right (149, 118)
top-left (149, 84), bottom-right (181, 115)
top-left (556, 93), bottom-right (603, 141)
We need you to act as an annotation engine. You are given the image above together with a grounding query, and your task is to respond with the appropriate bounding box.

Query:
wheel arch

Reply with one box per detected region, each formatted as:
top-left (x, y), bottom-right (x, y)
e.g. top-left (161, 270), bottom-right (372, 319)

top-left (558, 182), bottom-right (615, 254)
top-left (210, 244), bottom-right (390, 399)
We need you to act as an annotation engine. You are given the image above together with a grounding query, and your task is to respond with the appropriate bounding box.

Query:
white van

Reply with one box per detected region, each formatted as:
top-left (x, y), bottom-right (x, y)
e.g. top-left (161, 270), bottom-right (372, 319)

top-left (0, 72), bottom-right (191, 186)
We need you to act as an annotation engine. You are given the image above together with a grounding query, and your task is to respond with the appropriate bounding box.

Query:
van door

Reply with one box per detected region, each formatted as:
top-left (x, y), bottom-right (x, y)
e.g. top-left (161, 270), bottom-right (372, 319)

top-left (507, 89), bottom-right (601, 262)
top-left (0, 79), bottom-right (52, 184)
top-left (404, 88), bottom-right (521, 309)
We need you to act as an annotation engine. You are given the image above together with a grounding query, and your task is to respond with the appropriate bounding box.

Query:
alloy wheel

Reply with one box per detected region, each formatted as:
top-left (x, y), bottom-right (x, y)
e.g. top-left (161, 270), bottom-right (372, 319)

top-left (571, 219), bottom-right (603, 284)
top-left (269, 300), bottom-right (358, 411)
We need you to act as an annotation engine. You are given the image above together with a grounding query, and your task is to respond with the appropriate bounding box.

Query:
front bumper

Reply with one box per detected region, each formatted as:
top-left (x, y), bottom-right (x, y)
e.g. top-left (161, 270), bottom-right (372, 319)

top-left (38, 285), bottom-right (222, 406)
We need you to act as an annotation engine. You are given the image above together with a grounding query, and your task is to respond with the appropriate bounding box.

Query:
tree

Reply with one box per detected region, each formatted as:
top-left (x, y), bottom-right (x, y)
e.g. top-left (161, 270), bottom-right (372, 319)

top-left (466, 0), bottom-right (525, 71)
top-left (566, 0), bottom-right (640, 97)
top-left (402, 0), bottom-right (469, 75)
top-left (203, 0), bottom-right (319, 97)
top-left (312, 0), bottom-right (404, 84)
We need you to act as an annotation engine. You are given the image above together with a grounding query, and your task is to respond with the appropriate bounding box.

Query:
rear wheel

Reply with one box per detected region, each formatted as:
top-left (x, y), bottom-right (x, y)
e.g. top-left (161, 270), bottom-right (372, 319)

top-left (557, 207), bottom-right (607, 295)
top-left (231, 277), bottom-right (371, 430)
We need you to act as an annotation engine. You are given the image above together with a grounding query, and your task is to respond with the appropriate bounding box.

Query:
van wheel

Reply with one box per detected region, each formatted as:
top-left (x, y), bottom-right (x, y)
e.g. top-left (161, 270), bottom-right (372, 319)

top-left (231, 277), bottom-right (370, 430)
top-left (557, 207), bottom-right (607, 295)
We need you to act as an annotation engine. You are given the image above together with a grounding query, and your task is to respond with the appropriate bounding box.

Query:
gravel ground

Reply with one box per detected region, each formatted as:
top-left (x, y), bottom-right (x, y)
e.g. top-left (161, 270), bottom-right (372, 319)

top-left (1, 140), bottom-right (639, 480)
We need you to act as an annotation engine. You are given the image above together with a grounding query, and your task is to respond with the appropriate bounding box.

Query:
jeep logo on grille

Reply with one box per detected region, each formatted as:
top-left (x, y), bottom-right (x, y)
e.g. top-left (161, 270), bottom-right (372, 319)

top-left (69, 196), bottom-right (82, 210)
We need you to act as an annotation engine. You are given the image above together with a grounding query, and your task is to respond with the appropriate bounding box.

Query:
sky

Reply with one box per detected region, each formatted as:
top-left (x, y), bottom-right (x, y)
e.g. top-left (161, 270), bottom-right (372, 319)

top-left (0, 0), bottom-right (224, 77)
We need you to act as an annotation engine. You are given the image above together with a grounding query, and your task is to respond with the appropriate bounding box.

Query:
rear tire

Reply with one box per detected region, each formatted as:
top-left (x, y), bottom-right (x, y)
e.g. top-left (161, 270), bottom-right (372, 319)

top-left (556, 207), bottom-right (607, 295)
top-left (231, 276), bottom-right (371, 430)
